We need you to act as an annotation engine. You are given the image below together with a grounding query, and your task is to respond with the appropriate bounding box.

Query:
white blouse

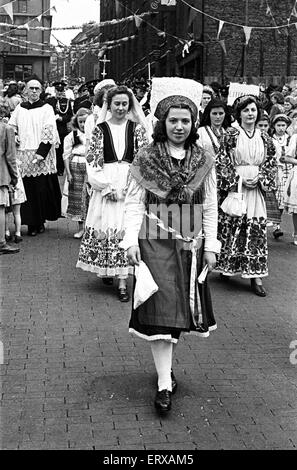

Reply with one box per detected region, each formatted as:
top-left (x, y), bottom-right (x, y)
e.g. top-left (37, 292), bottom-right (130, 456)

top-left (63, 130), bottom-right (86, 160)
top-left (106, 120), bottom-right (128, 161)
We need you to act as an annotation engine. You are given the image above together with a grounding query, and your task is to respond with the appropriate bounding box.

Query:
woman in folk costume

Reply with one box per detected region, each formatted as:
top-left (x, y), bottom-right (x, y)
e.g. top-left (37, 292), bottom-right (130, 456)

top-left (62, 107), bottom-right (92, 238)
top-left (84, 79), bottom-right (116, 153)
top-left (76, 85), bottom-right (149, 302)
top-left (120, 78), bottom-right (220, 413)
top-left (271, 114), bottom-right (293, 239)
top-left (198, 99), bottom-right (232, 159)
top-left (216, 95), bottom-right (277, 297)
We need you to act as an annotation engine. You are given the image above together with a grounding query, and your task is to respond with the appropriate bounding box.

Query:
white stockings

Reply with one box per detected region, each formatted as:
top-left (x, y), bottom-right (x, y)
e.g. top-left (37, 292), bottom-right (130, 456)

top-left (151, 340), bottom-right (173, 392)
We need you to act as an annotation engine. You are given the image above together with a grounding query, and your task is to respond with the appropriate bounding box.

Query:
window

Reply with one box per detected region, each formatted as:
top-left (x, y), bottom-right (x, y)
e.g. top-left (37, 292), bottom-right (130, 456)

top-left (16, 1), bottom-right (27, 13)
top-left (5, 63), bottom-right (32, 81)
top-left (9, 29), bottom-right (27, 54)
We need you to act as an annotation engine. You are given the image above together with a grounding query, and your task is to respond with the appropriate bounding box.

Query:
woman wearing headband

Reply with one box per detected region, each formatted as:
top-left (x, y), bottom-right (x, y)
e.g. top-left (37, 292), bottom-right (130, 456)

top-left (121, 93), bottom-right (220, 413)
top-left (216, 95), bottom-right (277, 297)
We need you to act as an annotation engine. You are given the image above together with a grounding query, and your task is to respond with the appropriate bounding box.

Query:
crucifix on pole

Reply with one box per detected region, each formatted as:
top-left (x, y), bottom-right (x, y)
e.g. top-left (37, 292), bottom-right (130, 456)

top-left (99, 55), bottom-right (110, 79)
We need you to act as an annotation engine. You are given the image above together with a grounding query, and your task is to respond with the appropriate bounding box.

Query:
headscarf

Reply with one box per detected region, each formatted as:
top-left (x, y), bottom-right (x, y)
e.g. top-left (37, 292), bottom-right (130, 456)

top-left (155, 95), bottom-right (198, 122)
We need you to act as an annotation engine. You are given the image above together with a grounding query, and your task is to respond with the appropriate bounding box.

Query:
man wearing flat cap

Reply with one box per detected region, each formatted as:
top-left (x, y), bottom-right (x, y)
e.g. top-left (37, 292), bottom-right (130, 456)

top-left (46, 81), bottom-right (73, 176)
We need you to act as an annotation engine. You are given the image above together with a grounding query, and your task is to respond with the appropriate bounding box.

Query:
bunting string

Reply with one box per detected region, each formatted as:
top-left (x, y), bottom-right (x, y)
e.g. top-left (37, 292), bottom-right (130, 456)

top-left (2, 0), bottom-right (297, 60)
top-left (180, 0), bottom-right (297, 30)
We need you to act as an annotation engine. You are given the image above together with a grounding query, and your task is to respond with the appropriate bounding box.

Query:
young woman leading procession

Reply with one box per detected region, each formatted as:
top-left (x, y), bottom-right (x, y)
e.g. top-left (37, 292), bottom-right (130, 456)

top-left (121, 79), bottom-right (221, 413)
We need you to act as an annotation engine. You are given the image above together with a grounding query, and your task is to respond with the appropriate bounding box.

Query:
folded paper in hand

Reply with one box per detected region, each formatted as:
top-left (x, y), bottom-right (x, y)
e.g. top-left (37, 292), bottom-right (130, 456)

top-left (198, 265), bottom-right (208, 284)
top-left (133, 261), bottom-right (159, 309)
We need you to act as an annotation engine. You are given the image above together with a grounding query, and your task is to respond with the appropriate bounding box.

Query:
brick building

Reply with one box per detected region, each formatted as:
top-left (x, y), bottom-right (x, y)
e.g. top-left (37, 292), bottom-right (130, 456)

top-left (0, 0), bottom-right (52, 83)
top-left (70, 22), bottom-right (101, 82)
top-left (69, 0), bottom-right (297, 86)
top-left (202, 0), bottom-right (297, 85)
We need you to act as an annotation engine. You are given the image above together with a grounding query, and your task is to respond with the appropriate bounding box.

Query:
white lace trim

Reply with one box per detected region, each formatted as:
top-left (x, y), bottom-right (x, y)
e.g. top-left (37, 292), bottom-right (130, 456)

top-left (18, 149), bottom-right (57, 178)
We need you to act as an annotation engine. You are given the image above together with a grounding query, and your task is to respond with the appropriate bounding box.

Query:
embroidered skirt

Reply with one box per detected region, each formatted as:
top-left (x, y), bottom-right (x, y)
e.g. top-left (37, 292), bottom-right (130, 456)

top-left (66, 158), bottom-right (86, 221)
top-left (265, 190), bottom-right (281, 225)
top-left (129, 237), bottom-right (217, 343)
top-left (283, 167), bottom-right (297, 214)
top-left (217, 211), bottom-right (268, 278)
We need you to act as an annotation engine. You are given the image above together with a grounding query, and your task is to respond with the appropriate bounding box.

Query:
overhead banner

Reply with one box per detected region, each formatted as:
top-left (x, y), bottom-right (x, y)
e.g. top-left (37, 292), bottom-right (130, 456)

top-left (227, 82), bottom-right (260, 106)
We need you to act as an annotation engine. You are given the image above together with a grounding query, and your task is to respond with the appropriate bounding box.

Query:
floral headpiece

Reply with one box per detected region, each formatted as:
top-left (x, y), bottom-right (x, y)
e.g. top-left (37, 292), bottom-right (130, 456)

top-left (234, 94), bottom-right (258, 108)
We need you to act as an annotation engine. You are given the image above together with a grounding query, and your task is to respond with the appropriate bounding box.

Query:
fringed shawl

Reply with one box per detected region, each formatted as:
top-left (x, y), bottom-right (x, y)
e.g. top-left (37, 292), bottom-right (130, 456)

top-left (130, 141), bottom-right (214, 205)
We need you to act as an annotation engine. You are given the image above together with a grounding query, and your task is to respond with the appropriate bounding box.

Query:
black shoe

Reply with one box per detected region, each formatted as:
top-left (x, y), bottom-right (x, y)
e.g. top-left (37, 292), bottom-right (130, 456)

top-left (251, 279), bottom-right (266, 297)
top-left (28, 225), bottom-right (37, 236)
top-left (102, 277), bottom-right (113, 286)
top-left (14, 235), bottom-right (23, 243)
top-left (37, 224), bottom-right (45, 234)
top-left (273, 228), bottom-right (283, 239)
top-left (5, 233), bottom-right (12, 242)
top-left (154, 389), bottom-right (172, 413)
top-left (0, 243), bottom-right (20, 255)
top-left (171, 370), bottom-right (177, 395)
top-left (118, 287), bottom-right (130, 302)
top-left (28, 229), bottom-right (37, 236)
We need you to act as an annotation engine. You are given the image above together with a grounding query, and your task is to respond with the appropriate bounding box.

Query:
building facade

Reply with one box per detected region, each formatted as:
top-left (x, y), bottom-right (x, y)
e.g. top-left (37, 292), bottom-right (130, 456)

top-left (0, 0), bottom-right (52, 83)
top-left (95, 0), bottom-right (297, 86)
top-left (70, 22), bottom-right (101, 82)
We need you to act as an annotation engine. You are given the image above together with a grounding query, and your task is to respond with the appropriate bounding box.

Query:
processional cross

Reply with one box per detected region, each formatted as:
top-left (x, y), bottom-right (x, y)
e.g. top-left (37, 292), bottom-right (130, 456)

top-left (99, 55), bottom-right (110, 79)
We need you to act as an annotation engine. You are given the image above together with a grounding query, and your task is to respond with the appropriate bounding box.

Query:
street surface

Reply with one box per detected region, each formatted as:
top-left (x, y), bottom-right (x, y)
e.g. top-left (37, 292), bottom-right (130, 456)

top-left (1, 202), bottom-right (297, 450)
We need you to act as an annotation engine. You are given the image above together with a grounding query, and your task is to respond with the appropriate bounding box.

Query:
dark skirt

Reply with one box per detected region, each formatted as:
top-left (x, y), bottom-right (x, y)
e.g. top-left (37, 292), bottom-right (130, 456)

top-left (129, 237), bottom-right (216, 342)
top-left (21, 174), bottom-right (61, 227)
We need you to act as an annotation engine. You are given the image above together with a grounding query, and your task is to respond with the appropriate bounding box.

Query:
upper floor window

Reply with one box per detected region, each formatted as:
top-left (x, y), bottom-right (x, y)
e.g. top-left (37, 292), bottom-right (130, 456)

top-left (9, 29), bottom-right (27, 54)
top-left (16, 1), bottom-right (27, 13)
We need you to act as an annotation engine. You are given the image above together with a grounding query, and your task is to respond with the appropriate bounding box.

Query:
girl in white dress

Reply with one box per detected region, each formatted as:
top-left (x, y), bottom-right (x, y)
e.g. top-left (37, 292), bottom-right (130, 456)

top-left (271, 113), bottom-right (292, 239)
top-left (5, 161), bottom-right (26, 243)
top-left (62, 107), bottom-right (91, 238)
top-left (283, 133), bottom-right (297, 245)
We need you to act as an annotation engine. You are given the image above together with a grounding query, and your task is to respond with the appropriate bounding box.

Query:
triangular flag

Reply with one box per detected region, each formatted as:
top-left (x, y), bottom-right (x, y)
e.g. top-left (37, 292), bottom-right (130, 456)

top-left (243, 26), bottom-right (252, 45)
top-left (2, 1), bottom-right (14, 22)
top-left (36, 14), bottom-right (42, 22)
top-left (51, 6), bottom-right (57, 13)
top-left (23, 22), bottom-right (30, 30)
top-left (291, 6), bottom-right (297, 17)
top-left (266, 5), bottom-right (272, 16)
top-left (217, 20), bottom-right (224, 40)
top-left (115, 0), bottom-right (120, 17)
top-left (134, 15), bottom-right (142, 28)
top-left (219, 39), bottom-right (227, 55)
